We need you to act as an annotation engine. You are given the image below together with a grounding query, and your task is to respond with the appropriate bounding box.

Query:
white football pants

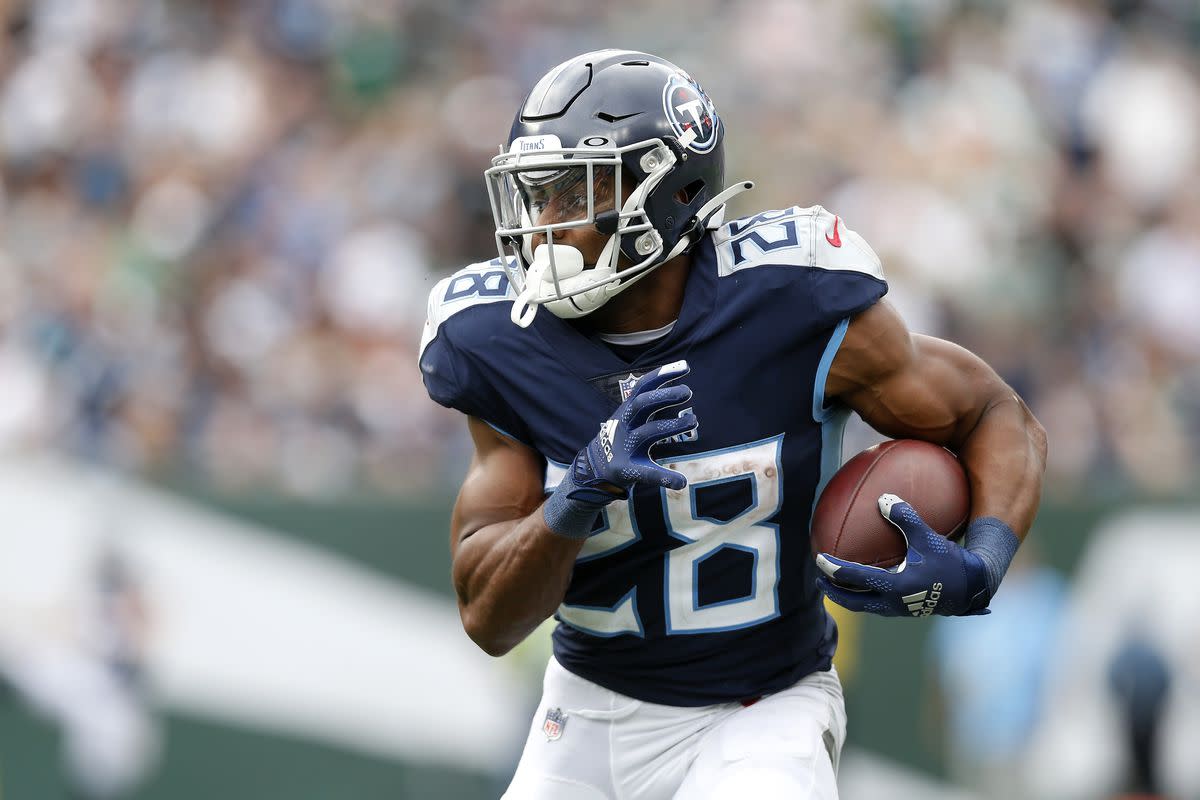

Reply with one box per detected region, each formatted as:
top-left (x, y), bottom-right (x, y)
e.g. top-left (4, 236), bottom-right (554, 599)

top-left (503, 656), bottom-right (847, 799)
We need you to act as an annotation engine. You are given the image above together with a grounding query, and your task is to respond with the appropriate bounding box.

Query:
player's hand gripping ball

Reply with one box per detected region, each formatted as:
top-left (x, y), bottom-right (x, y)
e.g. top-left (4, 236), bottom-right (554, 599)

top-left (815, 494), bottom-right (991, 617)
top-left (810, 439), bottom-right (970, 567)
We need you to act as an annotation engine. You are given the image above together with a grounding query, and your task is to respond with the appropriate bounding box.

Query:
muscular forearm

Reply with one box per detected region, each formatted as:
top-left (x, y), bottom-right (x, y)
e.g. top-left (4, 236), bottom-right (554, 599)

top-left (453, 507), bottom-right (586, 657)
top-left (954, 391), bottom-right (1047, 540)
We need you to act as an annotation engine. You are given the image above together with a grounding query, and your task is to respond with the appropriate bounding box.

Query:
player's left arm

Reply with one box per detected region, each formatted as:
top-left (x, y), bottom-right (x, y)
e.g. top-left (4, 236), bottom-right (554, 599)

top-left (827, 299), bottom-right (1046, 536)
top-left (820, 299), bottom-right (1048, 615)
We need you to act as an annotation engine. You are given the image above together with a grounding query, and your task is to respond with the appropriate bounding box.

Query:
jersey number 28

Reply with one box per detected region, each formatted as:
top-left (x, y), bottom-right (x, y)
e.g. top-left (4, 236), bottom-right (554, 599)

top-left (556, 435), bottom-right (784, 636)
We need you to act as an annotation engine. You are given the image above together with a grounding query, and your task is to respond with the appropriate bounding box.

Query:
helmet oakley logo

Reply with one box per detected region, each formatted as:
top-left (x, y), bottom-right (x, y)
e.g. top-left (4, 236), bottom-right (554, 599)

top-left (662, 76), bottom-right (719, 154)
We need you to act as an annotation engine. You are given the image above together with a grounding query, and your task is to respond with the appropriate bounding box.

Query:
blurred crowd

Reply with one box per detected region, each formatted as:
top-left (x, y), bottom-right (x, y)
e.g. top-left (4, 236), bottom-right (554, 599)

top-left (0, 0), bottom-right (1198, 499)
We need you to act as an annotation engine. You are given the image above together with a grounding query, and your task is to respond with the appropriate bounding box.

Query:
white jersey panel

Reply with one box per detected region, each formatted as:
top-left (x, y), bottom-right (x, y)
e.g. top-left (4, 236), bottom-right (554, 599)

top-left (712, 205), bottom-right (884, 282)
top-left (418, 258), bottom-right (517, 360)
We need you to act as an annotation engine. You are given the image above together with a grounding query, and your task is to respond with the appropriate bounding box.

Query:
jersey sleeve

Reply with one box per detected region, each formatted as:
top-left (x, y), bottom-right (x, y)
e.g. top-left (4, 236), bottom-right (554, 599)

top-left (805, 206), bottom-right (887, 326)
top-left (712, 205), bottom-right (888, 330)
top-left (418, 272), bottom-right (535, 446)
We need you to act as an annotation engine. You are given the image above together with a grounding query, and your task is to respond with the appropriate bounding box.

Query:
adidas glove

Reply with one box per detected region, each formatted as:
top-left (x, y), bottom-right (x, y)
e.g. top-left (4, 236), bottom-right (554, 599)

top-left (815, 494), bottom-right (1018, 617)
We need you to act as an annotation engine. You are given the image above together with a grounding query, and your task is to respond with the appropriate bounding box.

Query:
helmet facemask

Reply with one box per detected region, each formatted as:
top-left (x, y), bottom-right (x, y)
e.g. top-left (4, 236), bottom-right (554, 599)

top-left (485, 137), bottom-right (681, 328)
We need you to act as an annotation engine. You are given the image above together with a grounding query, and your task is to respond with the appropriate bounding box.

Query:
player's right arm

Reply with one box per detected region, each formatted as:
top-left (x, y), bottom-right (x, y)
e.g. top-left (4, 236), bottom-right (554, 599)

top-left (450, 417), bottom-right (587, 657)
top-left (449, 362), bottom-right (698, 657)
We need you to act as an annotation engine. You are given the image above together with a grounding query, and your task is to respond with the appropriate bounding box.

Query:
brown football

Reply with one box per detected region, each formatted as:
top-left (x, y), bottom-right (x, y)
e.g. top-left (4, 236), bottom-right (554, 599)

top-left (810, 439), bottom-right (970, 569)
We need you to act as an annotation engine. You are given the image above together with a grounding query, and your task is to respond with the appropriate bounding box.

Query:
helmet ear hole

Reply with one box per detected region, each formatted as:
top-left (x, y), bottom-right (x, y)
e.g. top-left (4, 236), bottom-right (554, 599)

top-left (676, 179), bottom-right (705, 204)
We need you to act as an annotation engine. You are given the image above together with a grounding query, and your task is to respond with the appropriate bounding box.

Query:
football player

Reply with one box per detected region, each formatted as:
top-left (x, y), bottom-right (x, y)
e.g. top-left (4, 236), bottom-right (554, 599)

top-left (419, 50), bottom-right (1046, 799)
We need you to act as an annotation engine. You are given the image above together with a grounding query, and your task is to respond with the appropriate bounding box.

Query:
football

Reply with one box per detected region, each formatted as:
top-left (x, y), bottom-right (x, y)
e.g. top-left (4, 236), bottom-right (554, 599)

top-left (810, 439), bottom-right (970, 569)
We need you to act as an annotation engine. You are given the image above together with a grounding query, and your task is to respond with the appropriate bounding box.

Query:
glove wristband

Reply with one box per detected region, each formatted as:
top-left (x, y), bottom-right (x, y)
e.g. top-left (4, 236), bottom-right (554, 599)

top-left (963, 517), bottom-right (1020, 599)
top-left (543, 463), bottom-right (620, 540)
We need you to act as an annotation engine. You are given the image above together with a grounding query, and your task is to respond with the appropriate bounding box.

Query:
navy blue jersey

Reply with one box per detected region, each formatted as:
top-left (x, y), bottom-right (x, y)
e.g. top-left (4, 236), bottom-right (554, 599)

top-left (420, 206), bottom-right (887, 706)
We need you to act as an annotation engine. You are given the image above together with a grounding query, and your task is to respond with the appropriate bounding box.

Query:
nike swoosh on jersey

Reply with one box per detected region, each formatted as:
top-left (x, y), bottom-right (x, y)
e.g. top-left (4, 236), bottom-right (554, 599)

top-left (825, 217), bottom-right (842, 248)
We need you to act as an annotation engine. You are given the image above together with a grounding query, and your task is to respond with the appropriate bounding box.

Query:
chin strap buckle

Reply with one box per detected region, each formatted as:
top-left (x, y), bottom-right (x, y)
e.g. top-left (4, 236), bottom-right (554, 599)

top-left (694, 181), bottom-right (755, 232)
top-left (669, 181), bottom-right (756, 260)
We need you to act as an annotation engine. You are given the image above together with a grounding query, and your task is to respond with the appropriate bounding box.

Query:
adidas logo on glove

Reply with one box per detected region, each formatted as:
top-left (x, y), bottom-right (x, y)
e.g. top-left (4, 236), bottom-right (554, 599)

top-left (599, 420), bottom-right (619, 463)
top-left (902, 583), bottom-right (943, 616)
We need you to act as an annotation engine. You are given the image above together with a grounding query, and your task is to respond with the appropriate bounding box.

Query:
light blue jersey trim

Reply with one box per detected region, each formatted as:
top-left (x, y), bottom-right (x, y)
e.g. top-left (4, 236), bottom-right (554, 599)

top-left (812, 409), bottom-right (850, 520)
top-left (812, 317), bottom-right (850, 423)
top-left (811, 318), bottom-right (852, 523)
top-left (480, 418), bottom-right (522, 444)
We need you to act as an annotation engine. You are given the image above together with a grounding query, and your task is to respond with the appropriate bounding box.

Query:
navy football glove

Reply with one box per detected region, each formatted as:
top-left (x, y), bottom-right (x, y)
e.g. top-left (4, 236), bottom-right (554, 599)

top-left (544, 360), bottom-right (697, 538)
top-left (815, 494), bottom-right (993, 617)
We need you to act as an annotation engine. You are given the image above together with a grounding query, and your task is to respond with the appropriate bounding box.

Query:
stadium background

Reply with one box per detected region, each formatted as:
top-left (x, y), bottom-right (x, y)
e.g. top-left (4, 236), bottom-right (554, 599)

top-left (0, 0), bottom-right (1198, 798)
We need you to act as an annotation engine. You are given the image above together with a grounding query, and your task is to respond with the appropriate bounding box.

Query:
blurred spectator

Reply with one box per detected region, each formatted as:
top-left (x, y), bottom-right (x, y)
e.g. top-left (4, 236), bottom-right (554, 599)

top-left (1108, 631), bottom-right (1172, 799)
top-left (925, 543), bottom-right (1068, 800)
top-left (0, 539), bottom-right (159, 799)
top-left (1025, 509), bottom-right (1200, 800)
top-left (0, 0), bottom-right (1195, 502)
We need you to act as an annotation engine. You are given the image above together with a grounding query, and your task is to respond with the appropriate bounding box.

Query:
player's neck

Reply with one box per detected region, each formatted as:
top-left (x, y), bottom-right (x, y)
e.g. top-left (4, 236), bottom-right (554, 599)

top-left (581, 254), bottom-right (690, 336)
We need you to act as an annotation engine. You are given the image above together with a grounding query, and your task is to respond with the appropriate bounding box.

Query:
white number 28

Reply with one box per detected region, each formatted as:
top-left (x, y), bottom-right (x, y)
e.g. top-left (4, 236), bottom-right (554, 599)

top-left (549, 435), bottom-right (784, 637)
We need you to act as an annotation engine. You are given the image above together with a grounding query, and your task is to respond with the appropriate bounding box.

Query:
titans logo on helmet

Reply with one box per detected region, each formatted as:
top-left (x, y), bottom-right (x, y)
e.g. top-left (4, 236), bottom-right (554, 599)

top-left (662, 73), bottom-right (719, 154)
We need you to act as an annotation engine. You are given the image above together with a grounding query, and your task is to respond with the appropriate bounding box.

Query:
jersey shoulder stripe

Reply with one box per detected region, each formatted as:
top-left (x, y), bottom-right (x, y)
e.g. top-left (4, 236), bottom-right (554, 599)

top-left (418, 257), bottom-right (516, 360)
top-left (711, 205), bottom-right (884, 281)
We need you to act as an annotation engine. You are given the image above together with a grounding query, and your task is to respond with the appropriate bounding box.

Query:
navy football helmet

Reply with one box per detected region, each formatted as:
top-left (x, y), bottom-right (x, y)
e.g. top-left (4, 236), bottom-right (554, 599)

top-left (485, 50), bottom-right (752, 326)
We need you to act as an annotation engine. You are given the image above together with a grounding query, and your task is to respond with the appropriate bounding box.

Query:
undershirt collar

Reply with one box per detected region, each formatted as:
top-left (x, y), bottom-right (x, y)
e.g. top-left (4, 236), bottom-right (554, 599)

top-left (595, 320), bottom-right (677, 346)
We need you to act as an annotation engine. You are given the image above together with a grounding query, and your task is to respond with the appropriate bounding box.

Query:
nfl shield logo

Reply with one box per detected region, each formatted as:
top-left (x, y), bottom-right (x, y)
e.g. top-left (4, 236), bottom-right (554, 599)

top-left (542, 707), bottom-right (567, 741)
top-left (618, 373), bottom-right (641, 401)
